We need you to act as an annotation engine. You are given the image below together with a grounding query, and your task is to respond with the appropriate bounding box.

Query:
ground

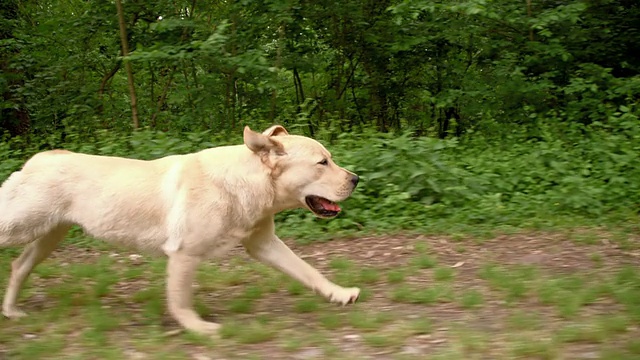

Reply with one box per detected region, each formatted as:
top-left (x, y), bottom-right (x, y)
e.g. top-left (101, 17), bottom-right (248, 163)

top-left (1, 229), bottom-right (639, 359)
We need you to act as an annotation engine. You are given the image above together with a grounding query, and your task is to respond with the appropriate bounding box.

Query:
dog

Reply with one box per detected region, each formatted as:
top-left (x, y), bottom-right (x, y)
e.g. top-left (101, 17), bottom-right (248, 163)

top-left (0, 125), bottom-right (360, 335)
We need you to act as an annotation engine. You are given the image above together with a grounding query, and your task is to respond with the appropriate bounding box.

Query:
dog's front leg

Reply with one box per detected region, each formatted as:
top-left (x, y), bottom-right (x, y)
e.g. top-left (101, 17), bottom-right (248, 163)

top-left (245, 234), bottom-right (360, 305)
top-left (166, 252), bottom-right (220, 335)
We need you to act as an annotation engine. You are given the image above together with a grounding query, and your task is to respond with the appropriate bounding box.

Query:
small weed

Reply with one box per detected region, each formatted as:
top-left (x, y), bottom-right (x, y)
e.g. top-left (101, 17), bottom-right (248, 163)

top-left (391, 285), bottom-right (451, 304)
top-left (243, 285), bottom-right (264, 300)
top-left (459, 289), bottom-right (484, 309)
top-left (612, 231), bottom-right (635, 251)
top-left (555, 324), bottom-right (605, 343)
top-left (451, 233), bottom-right (465, 242)
top-left (357, 287), bottom-right (372, 302)
top-left (181, 331), bottom-right (214, 346)
top-left (557, 274), bottom-right (585, 292)
top-left (122, 267), bottom-right (144, 280)
top-left (411, 254), bottom-right (437, 269)
top-left (220, 320), bottom-right (277, 344)
top-left (228, 298), bottom-right (254, 314)
top-left (479, 264), bottom-right (532, 303)
top-left (348, 311), bottom-right (391, 331)
top-left (598, 315), bottom-right (629, 335)
top-left (590, 253), bottom-right (603, 267)
top-left (359, 267), bottom-right (381, 284)
top-left (294, 297), bottom-right (320, 313)
top-left (33, 264), bottom-right (61, 279)
top-left (287, 281), bottom-right (306, 296)
top-left (10, 335), bottom-right (67, 359)
top-left (556, 297), bottom-right (582, 319)
top-left (132, 287), bottom-right (162, 303)
top-left (87, 306), bottom-right (120, 333)
top-left (507, 311), bottom-right (541, 330)
top-left (363, 333), bottom-right (399, 348)
top-left (511, 338), bottom-right (556, 359)
top-left (628, 340), bottom-right (640, 354)
top-left (537, 280), bottom-right (560, 305)
top-left (390, 285), bottom-right (413, 303)
top-left (319, 313), bottom-right (342, 330)
top-left (433, 266), bottom-right (455, 281)
top-left (142, 296), bottom-right (165, 323)
top-left (408, 318), bottom-right (432, 335)
top-left (281, 337), bottom-right (304, 352)
top-left (220, 269), bottom-right (249, 286)
top-left (93, 275), bottom-right (115, 298)
top-left (329, 257), bottom-right (353, 270)
top-left (69, 262), bottom-right (104, 279)
top-left (414, 241), bottom-right (430, 253)
top-left (457, 330), bottom-right (489, 353)
top-left (412, 286), bottom-right (445, 304)
top-left (386, 269), bottom-right (406, 284)
top-left (570, 232), bottom-right (599, 245)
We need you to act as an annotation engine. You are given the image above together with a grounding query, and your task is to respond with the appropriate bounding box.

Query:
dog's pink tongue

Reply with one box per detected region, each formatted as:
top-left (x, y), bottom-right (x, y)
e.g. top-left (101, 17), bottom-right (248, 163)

top-left (320, 198), bottom-right (341, 212)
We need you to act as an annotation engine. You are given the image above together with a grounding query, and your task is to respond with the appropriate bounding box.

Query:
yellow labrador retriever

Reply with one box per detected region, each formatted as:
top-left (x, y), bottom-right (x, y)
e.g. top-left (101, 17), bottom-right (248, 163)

top-left (0, 125), bottom-right (360, 335)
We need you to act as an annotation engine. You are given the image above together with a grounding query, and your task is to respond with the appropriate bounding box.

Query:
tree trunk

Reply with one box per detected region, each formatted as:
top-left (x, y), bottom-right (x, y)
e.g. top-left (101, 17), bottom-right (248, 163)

top-left (270, 24), bottom-right (285, 121)
top-left (115, 0), bottom-right (139, 129)
top-left (151, 66), bottom-right (176, 129)
top-left (526, 0), bottom-right (534, 41)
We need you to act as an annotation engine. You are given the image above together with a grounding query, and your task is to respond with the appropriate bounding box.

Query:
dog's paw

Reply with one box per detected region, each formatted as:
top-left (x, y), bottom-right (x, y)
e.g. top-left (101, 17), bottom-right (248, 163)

top-left (328, 286), bottom-right (360, 306)
top-left (2, 307), bottom-right (27, 319)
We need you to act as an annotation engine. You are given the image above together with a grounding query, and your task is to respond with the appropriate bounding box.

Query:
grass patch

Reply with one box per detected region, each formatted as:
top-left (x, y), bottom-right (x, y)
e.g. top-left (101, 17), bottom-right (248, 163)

top-left (318, 313), bottom-right (343, 330)
top-left (348, 310), bottom-right (392, 331)
top-left (386, 269), bottom-right (406, 284)
top-left (511, 338), bottom-right (557, 359)
top-left (220, 319), bottom-right (278, 344)
top-left (479, 264), bottom-right (536, 303)
top-left (459, 289), bottom-right (484, 309)
top-left (555, 324), bottom-right (606, 344)
top-left (294, 297), bottom-right (320, 313)
top-left (433, 266), bottom-right (455, 281)
top-left (408, 318), bottom-right (433, 335)
top-left (411, 254), bottom-right (437, 269)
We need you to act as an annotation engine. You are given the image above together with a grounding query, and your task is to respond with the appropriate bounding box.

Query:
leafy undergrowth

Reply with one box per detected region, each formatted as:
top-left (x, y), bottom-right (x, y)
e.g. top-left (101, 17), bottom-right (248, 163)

top-left (2, 111), bottom-right (640, 242)
top-left (1, 229), bottom-right (640, 359)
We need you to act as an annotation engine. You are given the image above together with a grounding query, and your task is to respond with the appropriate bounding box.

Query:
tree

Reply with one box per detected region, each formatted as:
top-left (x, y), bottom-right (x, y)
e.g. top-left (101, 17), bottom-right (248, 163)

top-left (115, 0), bottom-right (139, 129)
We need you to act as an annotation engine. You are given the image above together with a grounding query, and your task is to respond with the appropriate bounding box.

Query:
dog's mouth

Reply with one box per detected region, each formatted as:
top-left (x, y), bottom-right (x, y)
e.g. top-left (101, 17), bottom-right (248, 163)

top-left (305, 195), bottom-right (341, 218)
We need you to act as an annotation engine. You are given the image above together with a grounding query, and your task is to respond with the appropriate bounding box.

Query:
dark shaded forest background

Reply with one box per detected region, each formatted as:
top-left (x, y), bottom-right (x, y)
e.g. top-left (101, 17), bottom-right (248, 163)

top-left (1, 0), bottom-right (639, 237)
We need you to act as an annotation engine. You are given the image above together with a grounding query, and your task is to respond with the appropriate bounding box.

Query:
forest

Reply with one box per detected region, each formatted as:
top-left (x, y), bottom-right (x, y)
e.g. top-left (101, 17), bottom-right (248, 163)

top-left (2, 1), bottom-right (640, 359)
top-left (1, 0), bottom-right (640, 235)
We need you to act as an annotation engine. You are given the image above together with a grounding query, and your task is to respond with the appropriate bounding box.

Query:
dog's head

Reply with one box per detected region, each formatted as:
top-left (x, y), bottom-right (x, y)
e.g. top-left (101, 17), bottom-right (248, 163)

top-left (244, 125), bottom-right (359, 218)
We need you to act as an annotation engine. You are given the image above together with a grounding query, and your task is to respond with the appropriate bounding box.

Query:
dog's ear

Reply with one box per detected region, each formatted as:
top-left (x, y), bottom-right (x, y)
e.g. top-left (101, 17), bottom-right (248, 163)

top-left (262, 125), bottom-right (289, 137)
top-left (244, 126), bottom-right (286, 155)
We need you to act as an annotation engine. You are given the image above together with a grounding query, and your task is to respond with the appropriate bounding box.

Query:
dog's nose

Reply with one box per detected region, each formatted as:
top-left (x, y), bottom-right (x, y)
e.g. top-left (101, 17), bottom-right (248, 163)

top-left (351, 175), bottom-right (359, 188)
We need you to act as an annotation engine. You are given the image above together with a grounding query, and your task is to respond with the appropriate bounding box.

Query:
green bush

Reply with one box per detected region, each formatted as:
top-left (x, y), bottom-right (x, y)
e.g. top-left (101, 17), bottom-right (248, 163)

top-left (1, 108), bottom-right (639, 241)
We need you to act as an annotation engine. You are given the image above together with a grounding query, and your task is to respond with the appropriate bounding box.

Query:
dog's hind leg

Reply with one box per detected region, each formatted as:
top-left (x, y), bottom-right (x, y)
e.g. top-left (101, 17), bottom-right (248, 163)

top-left (2, 224), bottom-right (70, 318)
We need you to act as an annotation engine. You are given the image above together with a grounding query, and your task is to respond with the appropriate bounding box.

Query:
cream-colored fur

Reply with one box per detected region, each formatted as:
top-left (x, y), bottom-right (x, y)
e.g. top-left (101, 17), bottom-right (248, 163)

top-left (0, 125), bottom-right (360, 335)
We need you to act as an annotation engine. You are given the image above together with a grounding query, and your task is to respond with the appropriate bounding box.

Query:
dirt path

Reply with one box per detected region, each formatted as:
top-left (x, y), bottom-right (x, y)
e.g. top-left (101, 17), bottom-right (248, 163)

top-left (1, 230), bottom-right (639, 359)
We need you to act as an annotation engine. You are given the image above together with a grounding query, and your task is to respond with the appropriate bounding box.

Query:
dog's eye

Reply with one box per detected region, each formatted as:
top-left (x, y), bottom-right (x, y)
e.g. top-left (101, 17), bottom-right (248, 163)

top-left (318, 158), bottom-right (328, 166)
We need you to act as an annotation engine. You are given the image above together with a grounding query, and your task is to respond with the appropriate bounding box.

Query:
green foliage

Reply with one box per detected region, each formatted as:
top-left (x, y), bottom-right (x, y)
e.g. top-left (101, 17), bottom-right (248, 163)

top-left (1, 0), bottom-right (638, 138)
top-left (2, 103), bottom-right (640, 240)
